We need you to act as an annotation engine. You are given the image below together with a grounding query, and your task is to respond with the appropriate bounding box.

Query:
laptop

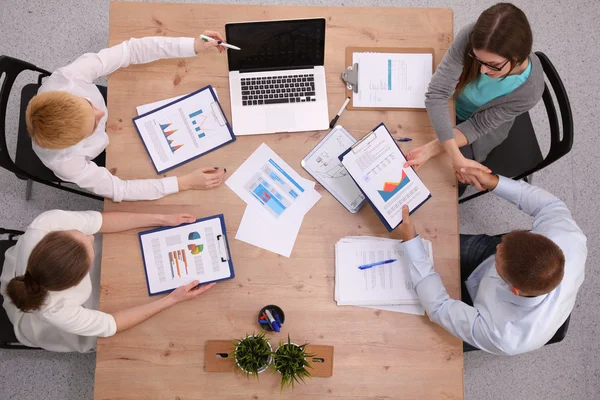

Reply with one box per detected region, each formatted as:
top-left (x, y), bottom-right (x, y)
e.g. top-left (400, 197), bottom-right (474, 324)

top-left (226, 18), bottom-right (329, 136)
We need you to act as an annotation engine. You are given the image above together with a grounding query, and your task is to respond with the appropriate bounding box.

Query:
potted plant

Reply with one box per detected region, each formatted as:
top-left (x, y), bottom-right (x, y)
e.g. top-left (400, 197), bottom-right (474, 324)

top-left (272, 335), bottom-right (315, 391)
top-left (233, 333), bottom-right (272, 379)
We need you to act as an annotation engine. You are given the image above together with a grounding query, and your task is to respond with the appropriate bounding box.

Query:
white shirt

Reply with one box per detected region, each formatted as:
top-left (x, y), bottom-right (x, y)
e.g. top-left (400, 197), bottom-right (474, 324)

top-left (403, 177), bottom-right (587, 355)
top-left (0, 210), bottom-right (117, 352)
top-left (33, 36), bottom-right (198, 202)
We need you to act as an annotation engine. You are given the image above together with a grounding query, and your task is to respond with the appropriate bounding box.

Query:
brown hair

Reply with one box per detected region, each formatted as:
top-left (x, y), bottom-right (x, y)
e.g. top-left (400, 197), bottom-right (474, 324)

top-left (500, 231), bottom-right (565, 295)
top-left (26, 91), bottom-right (90, 149)
top-left (6, 231), bottom-right (90, 312)
top-left (456, 3), bottom-right (533, 94)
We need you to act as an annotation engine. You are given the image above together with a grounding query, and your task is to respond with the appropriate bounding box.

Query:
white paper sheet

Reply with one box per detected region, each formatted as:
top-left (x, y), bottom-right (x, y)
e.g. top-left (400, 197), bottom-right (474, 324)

top-left (341, 124), bottom-right (431, 229)
top-left (133, 87), bottom-right (233, 173)
top-left (139, 217), bottom-right (232, 294)
top-left (226, 143), bottom-right (321, 225)
top-left (136, 91), bottom-right (220, 116)
top-left (352, 52), bottom-right (432, 108)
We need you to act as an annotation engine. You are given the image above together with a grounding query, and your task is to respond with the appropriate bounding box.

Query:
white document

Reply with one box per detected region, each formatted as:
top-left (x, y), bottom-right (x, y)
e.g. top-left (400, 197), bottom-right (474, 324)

top-left (352, 52), bottom-right (432, 108)
top-left (235, 178), bottom-right (314, 257)
top-left (139, 216), bottom-right (233, 295)
top-left (226, 143), bottom-right (321, 225)
top-left (341, 124), bottom-right (431, 230)
top-left (334, 237), bottom-right (433, 307)
top-left (136, 91), bottom-right (220, 116)
top-left (301, 126), bottom-right (366, 213)
top-left (133, 86), bottom-right (234, 174)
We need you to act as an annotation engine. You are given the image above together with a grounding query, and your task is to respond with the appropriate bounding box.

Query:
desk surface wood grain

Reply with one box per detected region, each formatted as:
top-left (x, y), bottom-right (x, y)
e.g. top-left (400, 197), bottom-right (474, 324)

top-left (96, 2), bottom-right (461, 399)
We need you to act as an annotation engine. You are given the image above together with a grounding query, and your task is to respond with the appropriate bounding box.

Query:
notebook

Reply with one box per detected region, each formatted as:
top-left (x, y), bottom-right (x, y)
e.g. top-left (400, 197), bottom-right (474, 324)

top-left (138, 214), bottom-right (234, 296)
top-left (133, 85), bottom-right (235, 174)
top-left (339, 123), bottom-right (432, 231)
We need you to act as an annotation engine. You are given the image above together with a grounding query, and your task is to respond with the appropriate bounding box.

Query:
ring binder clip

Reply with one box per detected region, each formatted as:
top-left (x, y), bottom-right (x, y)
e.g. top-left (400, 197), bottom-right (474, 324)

top-left (342, 63), bottom-right (359, 93)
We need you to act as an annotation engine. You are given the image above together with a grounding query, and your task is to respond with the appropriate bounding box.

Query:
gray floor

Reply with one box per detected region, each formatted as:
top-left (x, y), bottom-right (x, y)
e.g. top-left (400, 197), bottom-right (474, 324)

top-left (0, 0), bottom-right (598, 399)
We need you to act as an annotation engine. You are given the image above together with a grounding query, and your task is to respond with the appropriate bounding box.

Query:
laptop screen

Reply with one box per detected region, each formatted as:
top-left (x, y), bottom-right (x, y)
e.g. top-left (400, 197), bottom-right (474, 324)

top-left (225, 18), bottom-right (326, 72)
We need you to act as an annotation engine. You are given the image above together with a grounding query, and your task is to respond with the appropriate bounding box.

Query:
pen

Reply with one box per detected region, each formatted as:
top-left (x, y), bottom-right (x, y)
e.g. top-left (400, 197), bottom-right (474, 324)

top-left (358, 259), bottom-right (398, 270)
top-left (329, 96), bottom-right (351, 128)
top-left (394, 137), bottom-right (412, 142)
top-left (273, 311), bottom-right (283, 327)
top-left (200, 34), bottom-right (241, 51)
top-left (264, 309), bottom-right (280, 332)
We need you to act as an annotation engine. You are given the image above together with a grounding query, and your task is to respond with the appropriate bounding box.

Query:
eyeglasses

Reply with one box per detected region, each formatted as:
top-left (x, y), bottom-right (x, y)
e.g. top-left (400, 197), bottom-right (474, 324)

top-left (468, 50), bottom-right (510, 72)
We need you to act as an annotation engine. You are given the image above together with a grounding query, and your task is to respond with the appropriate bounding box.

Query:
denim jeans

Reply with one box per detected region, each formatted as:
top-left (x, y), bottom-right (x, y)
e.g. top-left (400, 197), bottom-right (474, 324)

top-left (459, 234), bottom-right (503, 306)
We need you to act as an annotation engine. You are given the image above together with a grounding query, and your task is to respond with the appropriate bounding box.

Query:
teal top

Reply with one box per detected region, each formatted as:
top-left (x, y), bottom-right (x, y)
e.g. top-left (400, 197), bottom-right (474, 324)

top-left (456, 59), bottom-right (532, 121)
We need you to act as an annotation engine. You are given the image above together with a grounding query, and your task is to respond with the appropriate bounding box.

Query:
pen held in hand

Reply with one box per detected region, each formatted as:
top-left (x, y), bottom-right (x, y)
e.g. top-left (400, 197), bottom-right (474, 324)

top-left (358, 258), bottom-right (398, 270)
top-left (200, 34), bottom-right (241, 51)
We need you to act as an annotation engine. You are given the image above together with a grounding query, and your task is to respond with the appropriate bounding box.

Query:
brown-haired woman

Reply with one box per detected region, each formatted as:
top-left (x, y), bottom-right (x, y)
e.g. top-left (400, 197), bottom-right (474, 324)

top-left (0, 210), bottom-right (215, 352)
top-left (403, 3), bottom-right (545, 192)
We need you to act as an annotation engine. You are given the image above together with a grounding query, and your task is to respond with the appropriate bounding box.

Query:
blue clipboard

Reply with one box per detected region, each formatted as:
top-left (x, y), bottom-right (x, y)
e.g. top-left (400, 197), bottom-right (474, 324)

top-left (138, 214), bottom-right (235, 296)
top-left (338, 122), bottom-right (432, 232)
top-left (132, 85), bottom-right (236, 174)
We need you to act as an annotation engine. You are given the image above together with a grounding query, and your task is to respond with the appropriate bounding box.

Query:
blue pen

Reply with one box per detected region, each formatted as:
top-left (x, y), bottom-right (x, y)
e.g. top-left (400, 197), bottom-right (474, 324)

top-left (273, 311), bottom-right (283, 327)
top-left (395, 137), bottom-right (412, 142)
top-left (265, 309), bottom-right (280, 332)
top-left (358, 259), bottom-right (398, 270)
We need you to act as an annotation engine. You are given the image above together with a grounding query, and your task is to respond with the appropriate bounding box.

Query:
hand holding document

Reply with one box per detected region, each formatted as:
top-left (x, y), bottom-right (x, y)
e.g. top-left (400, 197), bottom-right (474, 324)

top-left (334, 236), bottom-right (433, 316)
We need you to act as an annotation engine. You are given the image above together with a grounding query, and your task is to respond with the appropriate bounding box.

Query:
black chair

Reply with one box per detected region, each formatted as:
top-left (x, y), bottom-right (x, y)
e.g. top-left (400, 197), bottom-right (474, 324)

top-left (463, 314), bottom-right (571, 353)
top-left (460, 51), bottom-right (573, 204)
top-left (0, 228), bottom-right (38, 349)
top-left (0, 55), bottom-right (105, 201)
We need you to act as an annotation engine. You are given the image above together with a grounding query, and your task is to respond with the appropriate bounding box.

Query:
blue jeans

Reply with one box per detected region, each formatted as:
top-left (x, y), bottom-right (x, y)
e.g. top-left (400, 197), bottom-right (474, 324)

top-left (459, 234), bottom-right (503, 306)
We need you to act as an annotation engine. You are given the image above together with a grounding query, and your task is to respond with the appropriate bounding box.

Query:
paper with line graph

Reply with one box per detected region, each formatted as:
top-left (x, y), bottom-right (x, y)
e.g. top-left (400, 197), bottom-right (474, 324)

top-left (139, 215), bottom-right (234, 295)
top-left (133, 86), bottom-right (235, 174)
top-left (340, 123), bottom-right (431, 231)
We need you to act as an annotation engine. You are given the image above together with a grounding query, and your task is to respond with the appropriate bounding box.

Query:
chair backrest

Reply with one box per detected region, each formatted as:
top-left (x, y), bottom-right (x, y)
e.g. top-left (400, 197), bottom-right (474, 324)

top-left (0, 56), bottom-right (50, 175)
top-left (515, 51), bottom-right (574, 180)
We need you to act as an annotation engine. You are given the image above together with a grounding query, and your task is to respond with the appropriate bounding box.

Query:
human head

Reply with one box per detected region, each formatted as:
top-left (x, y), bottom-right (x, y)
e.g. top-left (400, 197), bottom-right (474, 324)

top-left (456, 3), bottom-right (533, 93)
top-left (6, 230), bottom-right (94, 312)
top-left (495, 231), bottom-right (565, 297)
top-left (26, 91), bottom-right (105, 149)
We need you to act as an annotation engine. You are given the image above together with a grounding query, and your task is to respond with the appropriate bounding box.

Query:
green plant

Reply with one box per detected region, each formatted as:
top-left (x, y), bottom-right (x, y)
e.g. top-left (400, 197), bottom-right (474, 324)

top-left (272, 335), bottom-right (315, 391)
top-left (233, 333), bottom-right (272, 379)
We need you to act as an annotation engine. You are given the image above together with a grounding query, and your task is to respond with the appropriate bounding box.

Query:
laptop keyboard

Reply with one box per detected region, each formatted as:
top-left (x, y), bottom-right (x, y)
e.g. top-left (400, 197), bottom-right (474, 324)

top-left (241, 74), bottom-right (316, 106)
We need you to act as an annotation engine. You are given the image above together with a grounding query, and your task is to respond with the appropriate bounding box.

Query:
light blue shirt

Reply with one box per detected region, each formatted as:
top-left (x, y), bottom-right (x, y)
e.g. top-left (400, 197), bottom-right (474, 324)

top-left (455, 59), bottom-right (532, 121)
top-left (403, 177), bottom-right (587, 355)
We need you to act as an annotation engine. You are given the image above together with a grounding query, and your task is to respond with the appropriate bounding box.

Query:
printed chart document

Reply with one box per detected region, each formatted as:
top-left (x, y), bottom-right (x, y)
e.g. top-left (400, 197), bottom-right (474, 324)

top-left (340, 123), bottom-right (431, 231)
top-left (334, 236), bottom-right (433, 315)
top-left (352, 52), bottom-right (432, 108)
top-left (133, 86), bottom-right (235, 174)
top-left (139, 214), bottom-right (234, 295)
top-left (301, 125), bottom-right (366, 213)
top-left (136, 91), bottom-right (220, 116)
top-left (226, 143), bottom-right (321, 226)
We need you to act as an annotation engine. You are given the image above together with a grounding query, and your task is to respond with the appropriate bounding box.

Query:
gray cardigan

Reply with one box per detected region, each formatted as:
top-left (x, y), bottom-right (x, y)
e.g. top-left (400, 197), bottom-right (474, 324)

top-left (425, 23), bottom-right (545, 162)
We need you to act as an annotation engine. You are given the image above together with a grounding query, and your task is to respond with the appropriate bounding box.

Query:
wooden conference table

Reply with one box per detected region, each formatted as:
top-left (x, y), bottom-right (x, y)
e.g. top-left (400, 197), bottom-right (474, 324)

top-left (96, 2), bottom-right (461, 399)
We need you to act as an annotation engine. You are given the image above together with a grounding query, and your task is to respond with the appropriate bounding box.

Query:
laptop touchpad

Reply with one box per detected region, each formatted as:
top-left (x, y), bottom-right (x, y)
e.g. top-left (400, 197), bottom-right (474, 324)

top-left (267, 108), bottom-right (296, 132)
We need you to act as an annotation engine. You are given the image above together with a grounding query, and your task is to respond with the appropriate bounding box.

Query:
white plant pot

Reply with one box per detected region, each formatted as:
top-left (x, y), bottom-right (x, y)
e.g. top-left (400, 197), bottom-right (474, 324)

top-left (274, 342), bottom-right (303, 374)
top-left (234, 335), bottom-right (273, 375)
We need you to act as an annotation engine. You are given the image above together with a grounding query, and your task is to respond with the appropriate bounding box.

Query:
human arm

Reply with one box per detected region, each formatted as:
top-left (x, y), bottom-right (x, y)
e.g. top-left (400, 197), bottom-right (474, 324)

top-left (58, 31), bottom-right (225, 83)
top-left (99, 212), bottom-right (196, 233)
top-left (112, 281), bottom-right (215, 333)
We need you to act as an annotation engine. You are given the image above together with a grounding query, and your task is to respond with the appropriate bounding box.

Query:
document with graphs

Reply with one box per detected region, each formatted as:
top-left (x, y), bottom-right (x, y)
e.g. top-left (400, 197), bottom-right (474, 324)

top-left (339, 123), bottom-right (431, 231)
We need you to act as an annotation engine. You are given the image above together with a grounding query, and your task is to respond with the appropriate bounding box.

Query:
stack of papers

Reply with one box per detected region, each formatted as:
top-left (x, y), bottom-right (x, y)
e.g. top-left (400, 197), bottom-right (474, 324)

top-left (335, 236), bottom-right (433, 316)
top-left (226, 144), bottom-right (321, 257)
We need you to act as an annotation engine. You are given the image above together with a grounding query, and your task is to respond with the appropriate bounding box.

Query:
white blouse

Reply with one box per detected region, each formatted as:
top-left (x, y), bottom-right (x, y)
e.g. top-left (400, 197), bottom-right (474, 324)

top-left (0, 210), bottom-right (116, 352)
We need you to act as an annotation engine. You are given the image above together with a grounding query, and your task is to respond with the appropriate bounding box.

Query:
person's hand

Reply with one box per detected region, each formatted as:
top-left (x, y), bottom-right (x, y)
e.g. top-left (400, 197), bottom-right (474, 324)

top-left (451, 155), bottom-right (491, 189)
top-left (397, 205), bottom-right (417, 242)
top-left (162, 214), bottom-right (196, 227)
top-left (403, 140), bottom-right (442, 170)
top-left (168, 281), bottom-right (216, 304)
top-left (456, 167), bottom-right (499, 191)
top-left (194, 30), bottom-right (226, 53)
top-left (178, 167), bottom-right (226, 191)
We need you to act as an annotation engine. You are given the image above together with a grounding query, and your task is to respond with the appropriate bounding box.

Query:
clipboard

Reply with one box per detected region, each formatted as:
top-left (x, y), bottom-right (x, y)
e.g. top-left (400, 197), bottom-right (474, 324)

top-left (132, 85), bottom-right (236, 174)
top-left (343, 47), bottom-right (434, 111)
top-left (138, 214), bottom-right (235, 296)
top-left (338, 123), bottom-right (432, 232)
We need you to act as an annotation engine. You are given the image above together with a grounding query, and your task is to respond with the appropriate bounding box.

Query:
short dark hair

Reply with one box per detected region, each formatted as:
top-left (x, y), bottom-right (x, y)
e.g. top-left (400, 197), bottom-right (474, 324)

top-left (500, 231), bottom-right (565, 295)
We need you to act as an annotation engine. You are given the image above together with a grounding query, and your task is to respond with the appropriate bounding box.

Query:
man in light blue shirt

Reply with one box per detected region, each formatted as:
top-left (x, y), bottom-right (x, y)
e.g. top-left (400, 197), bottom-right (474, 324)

top-left (397, 169), bottom-right (586, 355)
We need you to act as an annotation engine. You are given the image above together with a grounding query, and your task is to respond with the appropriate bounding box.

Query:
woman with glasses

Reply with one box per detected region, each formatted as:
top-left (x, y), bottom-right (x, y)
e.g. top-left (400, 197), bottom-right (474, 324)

top-left (404, 3), bottom-right (544, 193)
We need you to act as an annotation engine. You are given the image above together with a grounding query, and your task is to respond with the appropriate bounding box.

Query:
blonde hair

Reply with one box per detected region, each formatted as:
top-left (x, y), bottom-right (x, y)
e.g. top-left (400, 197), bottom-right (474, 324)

top-left (26, 91), bottom-right (90, 149)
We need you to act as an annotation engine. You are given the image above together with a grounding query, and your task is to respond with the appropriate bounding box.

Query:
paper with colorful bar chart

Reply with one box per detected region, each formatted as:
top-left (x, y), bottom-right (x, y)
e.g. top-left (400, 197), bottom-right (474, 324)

top-left (339, 123), bottom-right (431, 231)
top-left (138, 214), bottom-right (235, 296)
top-left (133, 86), bottom-right (235, 174)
